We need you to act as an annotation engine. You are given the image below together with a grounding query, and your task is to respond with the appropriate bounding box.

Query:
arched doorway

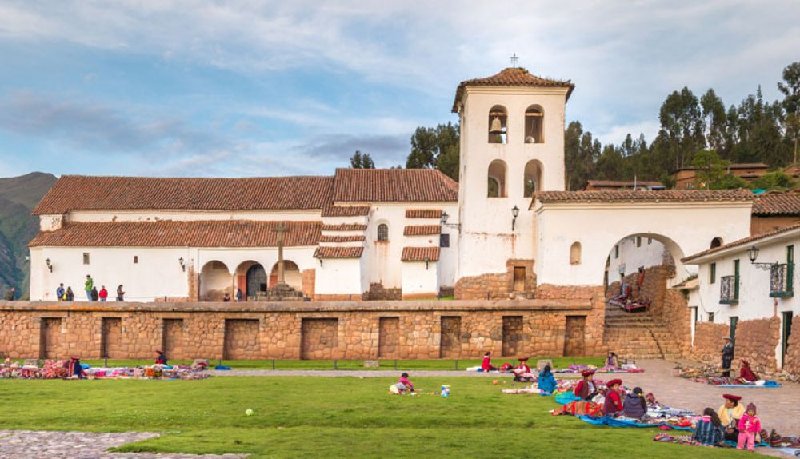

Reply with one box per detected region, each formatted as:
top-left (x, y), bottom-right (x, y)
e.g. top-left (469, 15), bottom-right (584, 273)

top-left (200, 260), bottom-right (231, 301)
top-left (246, 264), bottom-right (267, 299)
top-left (270, 260), bottom-right (302, 291)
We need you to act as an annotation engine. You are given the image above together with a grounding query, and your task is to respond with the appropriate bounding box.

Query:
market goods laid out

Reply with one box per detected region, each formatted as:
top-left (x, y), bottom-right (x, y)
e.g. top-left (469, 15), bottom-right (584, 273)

top-left (0, 358), bottom-right (209, 381)
top-left (674, 364), bottom-right (781, 388)
top-left (553, 363), bottom-right (644, 374)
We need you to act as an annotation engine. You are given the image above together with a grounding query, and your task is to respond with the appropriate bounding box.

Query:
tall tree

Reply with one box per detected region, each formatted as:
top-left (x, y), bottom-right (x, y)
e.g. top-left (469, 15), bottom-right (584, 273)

top-left (349, 150), bottom-right (375, 169)
top-left (779, 62), bottom-right (800, 163)
top-left (658, 87), bottom-right (705, 170)
top-left (405, 123), bottom-right (460, 180)
top-left (700, 89), bottom-right (728, 155)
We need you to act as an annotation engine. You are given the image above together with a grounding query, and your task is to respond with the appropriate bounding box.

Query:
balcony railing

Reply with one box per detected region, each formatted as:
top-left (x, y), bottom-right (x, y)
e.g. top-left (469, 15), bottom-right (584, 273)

top-left (770, 263), bottom-right (794, 298)
top-left (720, 275), bottom-right (738, 304)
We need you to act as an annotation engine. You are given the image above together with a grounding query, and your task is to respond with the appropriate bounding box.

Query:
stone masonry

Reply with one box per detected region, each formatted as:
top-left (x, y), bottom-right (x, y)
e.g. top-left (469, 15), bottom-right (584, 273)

top-left (784, 316), bottom-right (800, 376)
top-left (690, 318), bottom-right (782, 376)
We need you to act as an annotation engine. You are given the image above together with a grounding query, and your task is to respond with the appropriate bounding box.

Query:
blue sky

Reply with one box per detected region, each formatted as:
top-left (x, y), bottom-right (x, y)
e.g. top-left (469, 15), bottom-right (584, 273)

top-left (0, 1), bottom-right (798, 178)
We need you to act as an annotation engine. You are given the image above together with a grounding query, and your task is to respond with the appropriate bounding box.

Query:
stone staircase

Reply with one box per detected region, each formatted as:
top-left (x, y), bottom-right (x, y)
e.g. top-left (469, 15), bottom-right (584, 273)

top-left (603, 306), bottom-right (683, 361)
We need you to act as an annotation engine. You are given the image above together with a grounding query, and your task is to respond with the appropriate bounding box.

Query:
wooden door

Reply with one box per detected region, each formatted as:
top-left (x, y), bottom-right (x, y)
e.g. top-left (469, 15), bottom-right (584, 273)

top-left (563, 316), bottom-right (586, 357)
top-left (513, 267), bottom-right (526, 292)
top-left (440, 316), bottom-right (462, 358)
top-left (502, 316), bottom-right (523, 357)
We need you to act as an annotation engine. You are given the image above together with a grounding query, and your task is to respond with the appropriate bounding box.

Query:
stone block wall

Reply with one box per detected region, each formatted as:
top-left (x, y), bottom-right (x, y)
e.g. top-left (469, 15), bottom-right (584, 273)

top-left (364, 283), bottom-right (402, 301)
top-left (536, 284), bottom-right (606, 356)
top-left (733, 317), bottom-right (781, 374)
top-left (454, 273), bottom-right (509, 300)
top-left (0, 298), bottom-right (602, 360)
top-left (690, 322), bottom-right (728, 364)
top-left (784, 316), bottom-right (800, 376)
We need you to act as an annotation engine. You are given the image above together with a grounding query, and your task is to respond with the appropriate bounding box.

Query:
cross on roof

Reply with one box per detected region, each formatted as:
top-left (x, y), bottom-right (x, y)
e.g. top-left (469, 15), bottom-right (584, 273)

top-left (510, 53), bottom-right (519, 67)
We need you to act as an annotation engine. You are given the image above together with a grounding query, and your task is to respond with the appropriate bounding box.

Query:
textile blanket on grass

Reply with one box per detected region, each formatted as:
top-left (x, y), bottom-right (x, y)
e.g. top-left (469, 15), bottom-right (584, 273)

top-left (654, 434), bottom-right (770, 449)
top-left (716, 381), bottom-right (781, 388)
top-left (554, 364), bottom-right (644, 374)
top-left (579, 415), bottom-right (693, 430)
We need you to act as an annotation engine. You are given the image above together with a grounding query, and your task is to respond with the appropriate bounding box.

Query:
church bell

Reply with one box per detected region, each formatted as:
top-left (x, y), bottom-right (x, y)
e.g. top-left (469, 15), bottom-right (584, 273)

top-left (489, 116), bottom-right (504, 135)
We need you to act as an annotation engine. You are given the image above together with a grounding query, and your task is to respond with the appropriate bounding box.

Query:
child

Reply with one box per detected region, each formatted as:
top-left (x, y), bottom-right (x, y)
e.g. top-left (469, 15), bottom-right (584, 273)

top-left (397, 372), bottom-right (414, 393)
top-left (481, 351), bottom-right (496, 372)
top-left (737, 403), bottom-right (761, 451)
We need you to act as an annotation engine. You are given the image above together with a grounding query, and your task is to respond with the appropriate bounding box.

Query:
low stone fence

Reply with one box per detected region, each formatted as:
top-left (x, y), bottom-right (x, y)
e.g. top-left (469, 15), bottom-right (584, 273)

top-left (0, 298), bottom-right (604, 360)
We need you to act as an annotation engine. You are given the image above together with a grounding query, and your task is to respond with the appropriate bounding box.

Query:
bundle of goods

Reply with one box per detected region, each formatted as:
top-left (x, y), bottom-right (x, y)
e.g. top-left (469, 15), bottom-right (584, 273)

top-left (84, 364), bottom-right (210, 381)
top-left (41, 360), bottom-right (69, 379)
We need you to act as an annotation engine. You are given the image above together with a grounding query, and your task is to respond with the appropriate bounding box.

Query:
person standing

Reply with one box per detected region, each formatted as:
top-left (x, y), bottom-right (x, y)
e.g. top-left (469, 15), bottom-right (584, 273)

top-left (84, 275), bottom-right (94, 301)
top-left (116, 285), bottom-right (125, 301)
top-left (90, 286), bottom-right (99, 301)
top-left (721, 336), bottom-right (734, 377)
top-left (737, 403), bottom-right (761, 451)
top-left (236, 288), bottom-right (243, 302)
top-left (65, 286), bottom-right (74, 301)
top-left (98, 285), bottom-right (108, 302)
top-left (56, 283), bottom-right (65, 301)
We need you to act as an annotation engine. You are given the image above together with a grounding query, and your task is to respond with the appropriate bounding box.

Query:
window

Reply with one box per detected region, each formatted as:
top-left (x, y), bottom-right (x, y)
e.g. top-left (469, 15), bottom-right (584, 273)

top-left (648, 238), bottom-right (652, 245)
top-left (614, 245), bottom-right (619, 259)
top-left (734, 259), bottom-right (740, 299)
top-left (377, 224), bottom-right (389, 242)
top-left (524, 105), bottom-right (544, 143)
top-left (636, 236), bottom-right (642, 248)
top-left (488, 105), bottom-right (507, 144)
top-left (570, 242), bottom-right (582, 265)
top-left (487, 159), bottom-right (507, 198)
top-left (523, 160), bottom-right (543, 198)
top-left (709, 262), bottom-right (716, 284)
top-left (439, 233), bottom-right (450, 248)
top-left (133, 256), bottom-right (139, 264)
top-left (708, 312), bottom-right (715, 322)
top-left (82, 253), bottom-right (90, 265)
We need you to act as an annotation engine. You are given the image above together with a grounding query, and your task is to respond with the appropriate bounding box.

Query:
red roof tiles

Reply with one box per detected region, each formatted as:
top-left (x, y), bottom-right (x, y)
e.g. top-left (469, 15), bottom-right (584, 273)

top-left (404, 225), bottom-right (441, 236)
top-left (321, 224), bottom-right (367, 231)
top-left (401, 246), bottom-right (440, 262)
top-left (319, 235), bottom-right (366, 243)
top-left (332, 169), bottom-right (457, 203)
top-left (34, 175), bottom-right (334, 214)
top-left (752, 193), bottom-right (800, 216)
top-left (313, 246), bottom-right (364, 259)
top-left (682, 223), bottom-right (800, 263)
top-left (321, 204), bottom-right (371, 217)
top-left (406, 209), bottom-right (442, 219)
top-left (29, 221), bottom-right (321, 248)
top-left (535, 190), bottom-right (753, 203)
top-left (453, 67), bottom-right (575, 112)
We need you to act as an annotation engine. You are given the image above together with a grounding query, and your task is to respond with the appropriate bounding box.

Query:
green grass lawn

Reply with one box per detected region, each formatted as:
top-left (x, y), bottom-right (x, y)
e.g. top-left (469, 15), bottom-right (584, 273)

top-left (73, 356), bottom-right (604, 371)
top-left (0, 376), bottom-right (749, 458)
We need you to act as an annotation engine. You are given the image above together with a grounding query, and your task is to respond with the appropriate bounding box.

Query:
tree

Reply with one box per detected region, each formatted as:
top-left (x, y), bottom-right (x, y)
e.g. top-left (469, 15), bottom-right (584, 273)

top-left (658, 87), bottom-right (706, 170)
top-left (349, 150), bottom-right (375, 169)
top-left (752, 171), bottom-right (796, 190)
top-left (405, 123), bottom-right (460, 181)
top-left (691, 149), bottom-right (729, 189)
top-left (700, 89), bottom-right (728, 154)
top-left (779, 62), bottom-right (800, 163)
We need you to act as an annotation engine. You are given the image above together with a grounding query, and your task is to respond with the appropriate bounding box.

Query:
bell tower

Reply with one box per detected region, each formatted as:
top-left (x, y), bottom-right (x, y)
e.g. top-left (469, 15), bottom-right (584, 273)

top-left (452, 66), bottom-right (573, 279)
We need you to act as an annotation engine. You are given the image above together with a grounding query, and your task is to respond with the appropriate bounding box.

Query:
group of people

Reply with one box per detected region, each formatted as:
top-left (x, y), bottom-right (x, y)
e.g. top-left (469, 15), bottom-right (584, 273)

top-left (571, 370), bottom-right (650, 418)
top-left (692, 394), bottom-right (762, 451)
top-left (55, 275), bottom-right (125, 302)
top-left (481, 352), bottom-right (539, 382)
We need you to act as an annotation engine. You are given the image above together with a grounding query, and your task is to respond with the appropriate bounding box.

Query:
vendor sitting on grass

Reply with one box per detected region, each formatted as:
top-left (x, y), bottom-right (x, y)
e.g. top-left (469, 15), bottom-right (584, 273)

top-left (693, 407), bottom-right (725, 446)
top-left (739, 360), bottom-right (758, 382)
top-left (718, 393), bottom-right (745, 441)
top-left (603, 379), bottom-right (624, 416)
top-left (513, 357), bottom-right (533, 381)
top-left (622, 387), bottom-right (646, 419)
top-left (573, 370), bottom-right (597, 400)
top-left (481, 351), bottom-right (496, 372)
top-left (537, 364), bottom-right (557, 394)
top-left (397, 372), bottom-right (415, 393)
top-left (155, 350), bottom-right (167, 365)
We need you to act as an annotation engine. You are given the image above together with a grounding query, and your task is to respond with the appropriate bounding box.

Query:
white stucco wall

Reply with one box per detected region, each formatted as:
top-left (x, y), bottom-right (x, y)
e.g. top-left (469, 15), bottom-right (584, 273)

top-left (402, 261), bottom-right (439, 295)
top-left (456, 86), bottom-right (568, 278)
top-left (688, 233), bottom-right (800, 368)
top-left (607, 236), bottom-right (669, 279)
top-left (534, 201), bottom-right (752, 286)
top-left (314, 258), bottom-right (362, 297)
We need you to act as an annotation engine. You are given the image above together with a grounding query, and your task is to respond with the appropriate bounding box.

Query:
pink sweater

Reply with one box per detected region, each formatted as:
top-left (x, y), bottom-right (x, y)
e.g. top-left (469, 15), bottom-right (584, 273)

top-left (737, 413), bottom-right (761, 434)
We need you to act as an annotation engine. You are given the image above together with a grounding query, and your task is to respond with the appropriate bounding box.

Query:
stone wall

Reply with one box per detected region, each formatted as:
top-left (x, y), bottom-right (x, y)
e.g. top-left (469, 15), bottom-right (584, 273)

top-left (301, 269), bottom-right (315, 299)
top-left (454, 274), bottom-right (508, 300)
top-left (784, 317), bottom-right (800, 376)
top-left (535, 284), bottom-right (606, 356)
top-left (364, 282), bottom-right (402, 301)
top-left (691, 318), bottom-right (782, 375)
top-left (0, 298), bottom-right (601, 360)
top-left (691, 322), bottom-right (729, 364)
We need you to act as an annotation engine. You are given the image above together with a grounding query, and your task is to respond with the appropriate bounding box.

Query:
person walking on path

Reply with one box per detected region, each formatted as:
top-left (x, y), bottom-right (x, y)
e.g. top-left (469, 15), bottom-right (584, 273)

top-left (116, 285), bottom-right (125, 301)
top-left (56, 283), bottom-right (65, 301)
top-left (721, 336), bottom-right (734, 377)
top-left (84, 275), bottom-right (94, 301)
top-left (98, 286), bottom-right (108, 302)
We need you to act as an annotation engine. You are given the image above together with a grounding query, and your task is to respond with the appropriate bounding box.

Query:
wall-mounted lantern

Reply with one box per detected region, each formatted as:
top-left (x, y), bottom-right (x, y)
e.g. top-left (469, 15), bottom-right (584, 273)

top-left (511, 205), bottom-right (520, 231)
top-left (45, 258), bottom-right (53, 273)
top-left (178, 257), bottom-right (186, 272)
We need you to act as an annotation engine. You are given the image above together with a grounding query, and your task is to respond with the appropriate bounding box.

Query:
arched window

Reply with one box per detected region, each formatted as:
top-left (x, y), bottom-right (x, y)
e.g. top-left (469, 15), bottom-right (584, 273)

top-left (488, 105), bottom-right (507, 144)
top-left (523, 160), bottom-right (543, 197)
top-left (525, 105), bottom-right (544, 143)
top-left (377, 223), bottom-right (389, 242)
top-left (570, 242), bottom-right (582, 265)
top-left (487, 159), bottom-right (507, 198)
top-left (710, 237), bottom-right (722, 249)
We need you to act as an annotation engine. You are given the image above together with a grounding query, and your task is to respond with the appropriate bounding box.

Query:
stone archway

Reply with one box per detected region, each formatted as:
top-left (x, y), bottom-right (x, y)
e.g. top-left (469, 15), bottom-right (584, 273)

top-left (270, 260), bottom-right (301, 291)
top-left (200, 260), bottom-right (231, 301)
top-left (246, 264), bottom-right (268, 299)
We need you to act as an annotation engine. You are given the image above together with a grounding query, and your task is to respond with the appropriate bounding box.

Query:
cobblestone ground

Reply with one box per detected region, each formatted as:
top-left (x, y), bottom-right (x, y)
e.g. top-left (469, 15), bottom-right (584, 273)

top-left (0, 430), bottom-right (245, 459)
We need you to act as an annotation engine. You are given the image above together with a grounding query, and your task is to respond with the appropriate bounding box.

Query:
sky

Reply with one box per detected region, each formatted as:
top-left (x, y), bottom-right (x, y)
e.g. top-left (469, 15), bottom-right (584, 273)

top-left (0, 0), bottom-right (798, 178)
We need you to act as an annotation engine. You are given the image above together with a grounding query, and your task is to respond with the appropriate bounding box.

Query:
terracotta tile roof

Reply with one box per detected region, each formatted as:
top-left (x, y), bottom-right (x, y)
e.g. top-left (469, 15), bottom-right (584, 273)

top-left (401, 246), bottom-right (440, 262)
top-left (404, 225), bottom-right (441, 236)
top-left (675, 162), bottom-right (769, 172)
top-left (453, 67), bottom-right (575, 112)
top-left (585, 180), bottom-right (663, 188)
top-left (682, 223), bottom-right (800, 263)
top-left (535, 189), bottom-right (753, 203)
top-left (29, 221), bottom-right (321, 248)
top-left (313, 246), bottom-right (364, 259)
top-left (319, 235), bottom-right (366, 243)
top-left (752, 193), bottom-right (800, 216)
top-left (321, 204), bottom-right (370, 217)
top-left (34, 175), bottom-right (334, 214)
top-left (332, 169), bottom-right (458, 203)
top-left (321, 224), bottom-right (367, 231)
top-left (406, 209), bottom-right (442, 219)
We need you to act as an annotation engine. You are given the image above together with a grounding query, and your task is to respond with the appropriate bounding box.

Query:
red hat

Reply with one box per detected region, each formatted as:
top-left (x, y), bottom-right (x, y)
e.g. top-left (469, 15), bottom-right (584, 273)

top-left (581, 370), bottom-right (595, 377)
top-left (517, 357), bottom-right (529, 361)
top-left (155, 350), bottom-right (163, 354)
top-left (606, 378), bottom-right (623, 387)
top-left (722, 393), bottom-right (742, 402)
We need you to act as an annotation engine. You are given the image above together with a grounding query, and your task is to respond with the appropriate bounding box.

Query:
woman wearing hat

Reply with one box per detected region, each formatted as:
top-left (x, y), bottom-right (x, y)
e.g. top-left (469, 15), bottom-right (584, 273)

top-left (721, 336), bottom-right (734, 377)
top-left (718, 393), bottom-right (745, 441)
top-left (513, 357), bottom-right (533, 382)
top-left (573, 370), bottom-right (597, 400)
top-left (603, 379), bottom-right (624, 416)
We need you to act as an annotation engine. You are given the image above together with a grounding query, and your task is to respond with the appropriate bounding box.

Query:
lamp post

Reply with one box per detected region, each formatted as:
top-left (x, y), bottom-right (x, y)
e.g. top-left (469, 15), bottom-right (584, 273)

top-left (511, 205), bottom-right (520, 231)
top-left (747, 245), bottom-right (778, 271)
top-left (440, 211), bottom-right (460, 231)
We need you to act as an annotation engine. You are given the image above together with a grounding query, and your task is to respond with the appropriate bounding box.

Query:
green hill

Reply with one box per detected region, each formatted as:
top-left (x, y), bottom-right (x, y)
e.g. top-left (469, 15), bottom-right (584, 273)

top-left (0, 172), bottom-right (57, 299)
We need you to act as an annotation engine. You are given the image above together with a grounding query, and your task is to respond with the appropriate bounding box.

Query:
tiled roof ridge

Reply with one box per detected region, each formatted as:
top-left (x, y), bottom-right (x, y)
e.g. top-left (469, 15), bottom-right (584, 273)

top-left (536, 189), bottom-right (753, 203)
top-left (752, 192), bottom-right (800, 216)
top-left (403, 225), bottom-right (442, 236)
top-left (319, 235), bottom-right (366, 243)
top-left (401, 246), bottom-right (441, 262)
top-left (321, 223), bottom-right (367, 231)
top-left (453, 67), bottom-right (575, 112)
top-left (406, 209), bottom-right (443, 219)
top-left (313, 246), bottom-right (364, 259)
top-left (682, 223), bottom-right (800, 263)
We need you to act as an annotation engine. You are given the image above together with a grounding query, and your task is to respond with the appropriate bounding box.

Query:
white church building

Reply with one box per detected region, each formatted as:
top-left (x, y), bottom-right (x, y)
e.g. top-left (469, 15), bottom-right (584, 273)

top-left (29, 67), bottom-right (755, 302)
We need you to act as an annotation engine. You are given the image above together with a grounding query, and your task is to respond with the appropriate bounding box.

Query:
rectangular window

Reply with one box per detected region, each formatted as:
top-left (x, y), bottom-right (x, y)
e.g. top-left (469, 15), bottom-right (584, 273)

top-left (709, 263), bottom-right (716, 284)
top-left (82, 253), bottom-right (90, 265)
top-left (636, 236), bottom-right (642, 247)
top-left (734, 259), bottom-right (740, 300)
top-left (708, 312), bottom-right (715, 322)
top-left (439, 233), bottom-right (450, 248)
top-left (133, 256), bottom-right (139, 264)
top-left (788, 245), bottom-right (794, 294)
top-left (648, 238), bottom-right (652, 245)
top-left (614, 245), bottom-right (619, 259)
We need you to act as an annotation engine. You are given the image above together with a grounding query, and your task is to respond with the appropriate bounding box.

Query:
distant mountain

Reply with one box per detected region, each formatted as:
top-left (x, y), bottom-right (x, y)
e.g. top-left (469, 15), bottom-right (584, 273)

top-left (0, 172), bottom-right (57, 299)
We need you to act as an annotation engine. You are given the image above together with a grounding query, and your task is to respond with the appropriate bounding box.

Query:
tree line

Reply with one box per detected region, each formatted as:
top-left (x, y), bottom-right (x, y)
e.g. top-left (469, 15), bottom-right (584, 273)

top-left (349, 62), bottom-right (800, 191)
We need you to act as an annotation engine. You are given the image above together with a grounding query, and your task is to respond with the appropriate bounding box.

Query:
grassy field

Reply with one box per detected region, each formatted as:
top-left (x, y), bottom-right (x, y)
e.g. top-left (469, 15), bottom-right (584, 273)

top-left (0, 376), bottom-right (750, 458)
top-left (74, 356), bottom-right (604, 371)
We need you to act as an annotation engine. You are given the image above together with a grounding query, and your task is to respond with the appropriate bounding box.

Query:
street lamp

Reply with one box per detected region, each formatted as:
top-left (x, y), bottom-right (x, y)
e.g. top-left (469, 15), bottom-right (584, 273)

top-left (511, 205), bottom-right (520, 231)
top-left (440, 211), bottom-right (461, 230)
top-left (747, 245), bottom-right (778, 271)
